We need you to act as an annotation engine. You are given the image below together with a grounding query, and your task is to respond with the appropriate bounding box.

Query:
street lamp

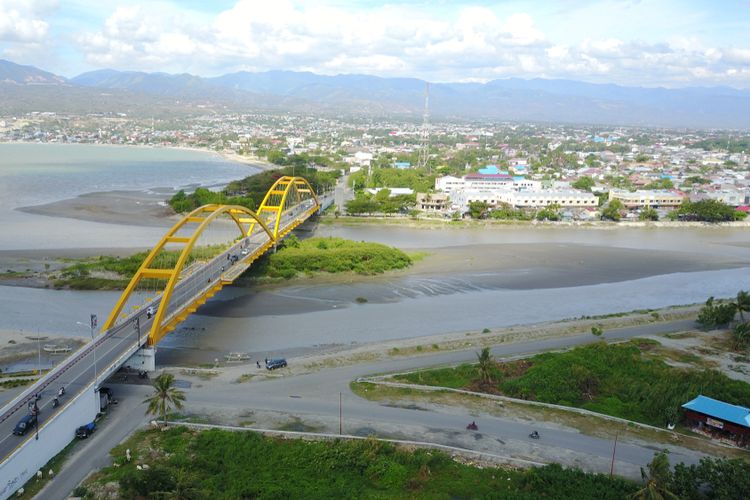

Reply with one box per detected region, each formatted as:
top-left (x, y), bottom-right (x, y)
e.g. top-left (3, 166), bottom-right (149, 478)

top-left (76, 315), bottom-right (99, 400)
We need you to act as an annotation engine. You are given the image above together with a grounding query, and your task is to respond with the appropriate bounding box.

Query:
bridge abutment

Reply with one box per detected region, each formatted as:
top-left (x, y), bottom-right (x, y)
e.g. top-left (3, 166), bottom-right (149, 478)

top-left (126, 347), bottom-right (156, 373)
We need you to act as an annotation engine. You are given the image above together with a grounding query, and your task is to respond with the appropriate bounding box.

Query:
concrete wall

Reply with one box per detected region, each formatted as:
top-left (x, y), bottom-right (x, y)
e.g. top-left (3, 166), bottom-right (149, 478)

top-left (0, 384), bottom-right (98, 500)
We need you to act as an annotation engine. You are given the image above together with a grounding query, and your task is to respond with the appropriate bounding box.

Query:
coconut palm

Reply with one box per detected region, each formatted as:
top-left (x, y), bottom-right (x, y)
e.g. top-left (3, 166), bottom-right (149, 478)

top-left (631, 451), bottom-right (679, 500)
top-left (476, 347), bottom-right (495, 385)
top-left (734, 290), bottom-right (750, 322)
top-left (144, 372), bottom-right (185, 425)
top-left (732, 322), bottom-right (750, 351)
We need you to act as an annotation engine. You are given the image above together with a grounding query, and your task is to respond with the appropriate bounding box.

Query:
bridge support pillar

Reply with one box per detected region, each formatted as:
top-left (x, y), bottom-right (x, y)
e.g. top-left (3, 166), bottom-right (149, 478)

top-left (126, 347), bottom-right (156, 372)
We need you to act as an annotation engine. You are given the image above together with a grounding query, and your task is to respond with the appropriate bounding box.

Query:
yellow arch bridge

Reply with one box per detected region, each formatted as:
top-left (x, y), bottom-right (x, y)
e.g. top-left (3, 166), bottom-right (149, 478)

top-left (104, 175), bottom-right (323, 346)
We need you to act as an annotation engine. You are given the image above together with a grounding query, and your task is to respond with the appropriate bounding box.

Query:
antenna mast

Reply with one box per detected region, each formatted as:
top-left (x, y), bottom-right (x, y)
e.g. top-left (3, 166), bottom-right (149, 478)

top-left (418, 82), bottom-right (430, 172)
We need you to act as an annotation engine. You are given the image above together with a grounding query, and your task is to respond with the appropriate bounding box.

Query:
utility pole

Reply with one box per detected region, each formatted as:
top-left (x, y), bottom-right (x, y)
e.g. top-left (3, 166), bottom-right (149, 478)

top-left (339, 392), bottom-right (342, 435)
top-left (90, 314), bottom-right (98, 394)
top-left (610, 432), bottom-right (618, 477)
top-left (134, 316), bottom-right (141, 350)
top-left (418, 82), bottom-right (430, 173)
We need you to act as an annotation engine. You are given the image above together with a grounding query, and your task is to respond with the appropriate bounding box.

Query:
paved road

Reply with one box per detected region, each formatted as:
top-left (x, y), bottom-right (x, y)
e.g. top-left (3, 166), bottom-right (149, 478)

top-left (0, 200), bottom-right (323, 466)
top-left (35, 384), bottom-right (152, 500)
top-left (180, 318), bottom-right (704, 479)
top-left (37, 317), bottom-right (703, 496)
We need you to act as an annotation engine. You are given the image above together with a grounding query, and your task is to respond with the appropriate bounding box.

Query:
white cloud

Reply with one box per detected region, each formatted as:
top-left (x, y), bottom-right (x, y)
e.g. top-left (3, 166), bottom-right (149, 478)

top-left (62, 1), bottom-right (750, 88)
top-left (0, 0), bottom-right (50, 43)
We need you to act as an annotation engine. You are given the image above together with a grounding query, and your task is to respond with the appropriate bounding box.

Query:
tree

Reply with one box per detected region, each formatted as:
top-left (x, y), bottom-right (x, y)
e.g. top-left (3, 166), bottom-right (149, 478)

top-left (639, 207), bottom-right (659, 221)
top-left (697, 296), bottom-right (737, 329)
top-left (468, 201), bottom-right (489, 219)
top-left (631, 450), bottom-right (679, 500)
top-left (476, 347), bottom-right (495, 386)
top-left (674, 199), bottom-right (747, 222)
top-left (591, 326), bottom-right (604, 337)
top-left (536, 203), bottom-right (561, 221)
top-left (734, 290), bottom-right (750, 322)
top-left (572, 176), bottom-right (595, 192)
top-left (144, 372), bottom-right (186, 425)
top-left (731, 322), bottom-right (750, 351)
top-left (601, 199), bottom-right (623, 221)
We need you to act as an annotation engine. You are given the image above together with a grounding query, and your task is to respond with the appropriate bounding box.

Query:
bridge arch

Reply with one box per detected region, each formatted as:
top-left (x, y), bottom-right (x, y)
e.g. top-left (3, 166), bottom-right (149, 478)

top-left (254, 176), bottom-right (320, 239)
top-left (102, 204), bottom-right (275, 345)
top-left (102, 176), bottom-right (320, 346)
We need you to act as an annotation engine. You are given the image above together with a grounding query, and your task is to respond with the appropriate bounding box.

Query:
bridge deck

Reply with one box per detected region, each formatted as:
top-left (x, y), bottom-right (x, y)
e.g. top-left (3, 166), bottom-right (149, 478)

top-left (0, 194), bottom-right (329, 488)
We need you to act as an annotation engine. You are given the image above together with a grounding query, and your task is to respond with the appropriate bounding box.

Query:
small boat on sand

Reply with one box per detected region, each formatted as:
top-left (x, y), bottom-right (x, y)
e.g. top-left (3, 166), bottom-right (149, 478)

top-left (224, 352), bottom-right (251, 362)
top-left (43, 344), bottom-right (72, 354)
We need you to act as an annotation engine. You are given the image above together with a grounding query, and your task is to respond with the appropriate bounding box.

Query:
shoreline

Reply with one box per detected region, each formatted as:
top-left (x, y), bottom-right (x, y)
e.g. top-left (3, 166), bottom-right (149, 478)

top-left (324, 214), bottom-right (750, 229)
top-left (0, 140), bottom-right (279, 172)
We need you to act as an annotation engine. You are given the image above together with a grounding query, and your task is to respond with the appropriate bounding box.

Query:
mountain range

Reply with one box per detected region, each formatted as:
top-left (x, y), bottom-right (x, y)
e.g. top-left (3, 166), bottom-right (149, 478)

top-left (1, 59), bottom-right (749, 129)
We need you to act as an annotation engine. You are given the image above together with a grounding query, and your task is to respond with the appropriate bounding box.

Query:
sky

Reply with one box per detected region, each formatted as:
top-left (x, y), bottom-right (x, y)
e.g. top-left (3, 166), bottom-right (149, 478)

top-left (1, 0), bottom-right (749, 88)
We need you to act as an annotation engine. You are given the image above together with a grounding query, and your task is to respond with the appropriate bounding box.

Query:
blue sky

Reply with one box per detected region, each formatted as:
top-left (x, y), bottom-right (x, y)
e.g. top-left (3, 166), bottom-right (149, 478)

top-left (1, 0), bottom-right (749, 88)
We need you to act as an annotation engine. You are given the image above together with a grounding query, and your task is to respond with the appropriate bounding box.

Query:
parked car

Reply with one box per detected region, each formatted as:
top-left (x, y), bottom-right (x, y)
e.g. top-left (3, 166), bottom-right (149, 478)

top-left (13, 414), bottom-right (37, 436)
top-left (266, 358), bottom-right (287, 370)
top-left (76, 421), bottom-right (96, 439)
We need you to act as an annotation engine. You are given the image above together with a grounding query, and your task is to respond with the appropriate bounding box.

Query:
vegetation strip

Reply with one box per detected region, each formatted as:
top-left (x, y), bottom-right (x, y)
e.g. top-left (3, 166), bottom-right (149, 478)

top-left (165, 421), bottom-right (547, 467)
top-left (390, 340), bottom-right (750, 428)
top-left (353, 377), bottom-right (740, 452)
top-left (82, 425), bottom-right (641, 499)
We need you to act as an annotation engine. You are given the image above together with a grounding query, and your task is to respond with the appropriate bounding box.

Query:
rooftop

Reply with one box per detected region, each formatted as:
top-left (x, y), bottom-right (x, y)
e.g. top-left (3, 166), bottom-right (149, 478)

top-left (682, 395), bottom-right (750, 428)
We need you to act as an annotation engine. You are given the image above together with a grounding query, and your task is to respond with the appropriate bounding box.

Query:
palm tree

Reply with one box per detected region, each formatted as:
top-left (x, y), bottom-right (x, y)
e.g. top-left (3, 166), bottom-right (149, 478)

top-left (734, 290), bottom-right (750, 322)
top-left (631, 450), bottom-right (679, 500)
top-left (144, 372), bottom-right (185, 425)
top-left (476, 347), bottom-right (495, 386)
top-left (732, 322), bottom-right (750, 351)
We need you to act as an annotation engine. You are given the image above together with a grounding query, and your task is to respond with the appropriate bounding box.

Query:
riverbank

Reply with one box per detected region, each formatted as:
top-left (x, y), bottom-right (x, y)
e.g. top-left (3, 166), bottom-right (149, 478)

top-left (324, 214), bottom-right (750, 229)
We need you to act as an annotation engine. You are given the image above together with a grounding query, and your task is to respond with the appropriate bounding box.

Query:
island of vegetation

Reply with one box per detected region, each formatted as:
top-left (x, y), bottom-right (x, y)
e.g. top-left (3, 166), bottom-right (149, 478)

top-left (45, 236), bottom-right (411, 290)
top-left (247, 235), bottom-right (412, 280)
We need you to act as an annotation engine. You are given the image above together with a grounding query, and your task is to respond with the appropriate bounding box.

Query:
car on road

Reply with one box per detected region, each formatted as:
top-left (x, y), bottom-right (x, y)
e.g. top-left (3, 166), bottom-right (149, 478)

top-left (266, 358), bottom-right (287, 370)
top-left (241, 248), bottom-right (249, 256)
top-left (76, 421), bottom-right (96, 439)
top-left (13, 414), bottom-right (37, 436)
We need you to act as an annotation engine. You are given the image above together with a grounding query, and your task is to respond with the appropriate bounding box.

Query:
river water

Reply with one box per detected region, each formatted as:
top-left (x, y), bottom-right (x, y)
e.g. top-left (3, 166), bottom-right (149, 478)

top-left (1, 145), bottom-right (749, 364)
top-left (0, 143), bottom-right (260, 250)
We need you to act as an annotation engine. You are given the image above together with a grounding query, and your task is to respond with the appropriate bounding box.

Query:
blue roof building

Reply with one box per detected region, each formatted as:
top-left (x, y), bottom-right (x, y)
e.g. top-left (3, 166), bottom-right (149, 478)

top-left (682, 395), bottom-right (750, 446)
top-left (394, 161), bottom-right (411, 169)
top-left (479, 165), bottom-right (499, 175)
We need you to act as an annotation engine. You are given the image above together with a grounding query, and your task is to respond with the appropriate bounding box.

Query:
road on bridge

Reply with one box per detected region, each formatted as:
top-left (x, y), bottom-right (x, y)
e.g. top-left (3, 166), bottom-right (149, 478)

top-left (0, 197), bottom-right (324, 468)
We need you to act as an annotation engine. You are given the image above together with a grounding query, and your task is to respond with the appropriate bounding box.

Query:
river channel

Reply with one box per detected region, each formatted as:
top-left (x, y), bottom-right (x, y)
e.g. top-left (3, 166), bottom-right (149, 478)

top-left (1, 144), bottom-right (749, 365)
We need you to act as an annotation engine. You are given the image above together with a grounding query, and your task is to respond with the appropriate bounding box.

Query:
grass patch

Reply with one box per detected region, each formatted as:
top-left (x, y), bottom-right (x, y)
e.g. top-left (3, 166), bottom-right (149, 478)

top-left (275, 416), bottom-right (324, 433)
top-left (248, 235), bottom-right (412, 279)
top-left (83, 426), bottom-right (639, 499)
top-left (0, 378), bottom-right (35, 389)
top-left (394, 339), bottom-right (750, 427)
top-left (15, 439), bottom-right (79, 499)
top-left (52, 244), bottom-right (229, 290)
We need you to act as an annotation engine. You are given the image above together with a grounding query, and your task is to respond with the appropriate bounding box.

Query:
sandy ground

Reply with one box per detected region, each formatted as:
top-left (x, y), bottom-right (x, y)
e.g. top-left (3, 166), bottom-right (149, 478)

top-left (166, 305), bottom-right (701, 384)
top-left (18, 190), bottom-right (180, 227)
top-left (0, 329), bottom-right (87, 372)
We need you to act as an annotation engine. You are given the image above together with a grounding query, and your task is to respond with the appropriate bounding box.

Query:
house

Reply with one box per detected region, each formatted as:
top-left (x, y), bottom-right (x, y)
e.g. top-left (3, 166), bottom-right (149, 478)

top-left (682, 395), bottom-right (750, 447)
top-left (416, 192), bottom-right (450, 212)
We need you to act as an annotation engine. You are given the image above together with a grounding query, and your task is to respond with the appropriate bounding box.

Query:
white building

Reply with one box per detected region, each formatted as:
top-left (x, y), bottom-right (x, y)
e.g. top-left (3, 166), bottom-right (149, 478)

top-left (609, 189), bottom-right (685, 208)
top-left (452, 189), bottom-right (596, 210)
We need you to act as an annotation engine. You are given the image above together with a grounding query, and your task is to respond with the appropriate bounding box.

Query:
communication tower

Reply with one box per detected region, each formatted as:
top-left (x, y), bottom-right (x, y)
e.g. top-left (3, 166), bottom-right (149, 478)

top-left (418, 82), bottom-right (430, 172)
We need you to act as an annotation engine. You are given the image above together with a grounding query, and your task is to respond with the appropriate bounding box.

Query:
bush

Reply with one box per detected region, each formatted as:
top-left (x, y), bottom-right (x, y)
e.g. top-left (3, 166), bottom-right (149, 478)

top-left (85, 427), bottom-right (639, 499)
top-left (697, 296), bottom-right (737, 329)
top-left (254, 237), bottom-right (412, 278)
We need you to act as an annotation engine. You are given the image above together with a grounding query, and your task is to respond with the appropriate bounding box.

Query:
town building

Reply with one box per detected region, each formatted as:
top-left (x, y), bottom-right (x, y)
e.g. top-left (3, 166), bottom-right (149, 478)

top-left (608, 189), bottom-right (685, 209)
top-left (682, 395), bottom-right (750, 447)
top-left (416, 192), bottom-right (450, 212)
top-left (451, 189), bottom-right (597, 210)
